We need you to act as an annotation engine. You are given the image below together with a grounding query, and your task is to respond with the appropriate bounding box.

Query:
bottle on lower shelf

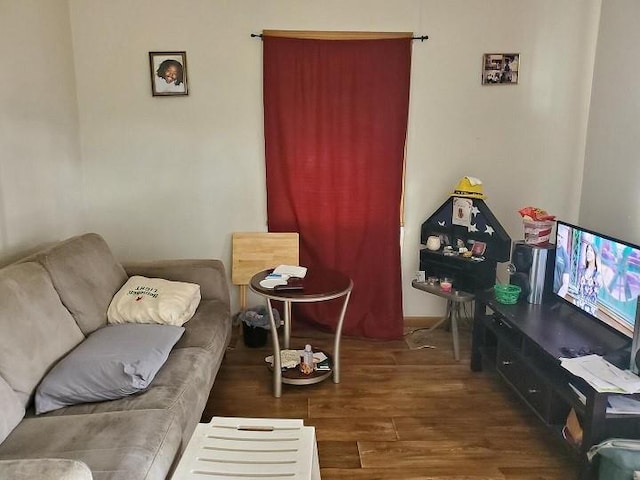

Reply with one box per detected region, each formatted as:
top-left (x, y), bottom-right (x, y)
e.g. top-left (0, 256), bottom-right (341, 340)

top-left (300, 344), bottom-right (314, 375)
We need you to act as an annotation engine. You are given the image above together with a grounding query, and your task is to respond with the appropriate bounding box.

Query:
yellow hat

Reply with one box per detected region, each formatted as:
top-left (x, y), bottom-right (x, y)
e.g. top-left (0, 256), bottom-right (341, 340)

top-left (451, 176), bottom-right (485, 199)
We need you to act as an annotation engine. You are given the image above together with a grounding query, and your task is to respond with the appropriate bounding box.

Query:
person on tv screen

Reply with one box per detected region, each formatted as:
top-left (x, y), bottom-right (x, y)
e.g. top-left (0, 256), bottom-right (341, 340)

top-left (576, 242), bottom-right (602, 315)
top-left (554, 225), bottom-right (570, 298)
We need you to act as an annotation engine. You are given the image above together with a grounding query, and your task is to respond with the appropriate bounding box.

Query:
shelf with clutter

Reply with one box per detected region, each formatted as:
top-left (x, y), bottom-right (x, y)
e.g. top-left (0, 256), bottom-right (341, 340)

top-left (419, 176), bottom-right (511, 293)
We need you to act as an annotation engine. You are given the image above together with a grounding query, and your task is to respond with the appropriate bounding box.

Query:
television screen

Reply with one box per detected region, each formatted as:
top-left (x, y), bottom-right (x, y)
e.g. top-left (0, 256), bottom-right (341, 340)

top-left (553, 221), bottom-right (640, 338)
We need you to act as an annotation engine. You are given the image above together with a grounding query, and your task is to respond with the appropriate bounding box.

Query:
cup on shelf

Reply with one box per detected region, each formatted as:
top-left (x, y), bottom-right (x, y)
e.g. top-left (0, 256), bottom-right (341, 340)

top-left (440, 277), bottom-right (453, 292)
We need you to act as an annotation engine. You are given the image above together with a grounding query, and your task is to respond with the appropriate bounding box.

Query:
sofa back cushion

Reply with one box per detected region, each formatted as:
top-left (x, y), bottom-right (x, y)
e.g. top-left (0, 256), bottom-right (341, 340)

top-left (0, 262), bottom-right (85, 407)
top-left (34, 233), bottom-right (128, 335)
top-left (0, 375), bottom-right (24, 444)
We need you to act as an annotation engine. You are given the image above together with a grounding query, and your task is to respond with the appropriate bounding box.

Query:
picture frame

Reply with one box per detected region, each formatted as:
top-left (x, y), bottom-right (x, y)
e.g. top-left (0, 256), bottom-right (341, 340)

top-left (471, 241), bottom-right (487, 257)
top-left (149, 51), bottom-right (188, 96)
top-left (482, 53), bottom-right (519, 85)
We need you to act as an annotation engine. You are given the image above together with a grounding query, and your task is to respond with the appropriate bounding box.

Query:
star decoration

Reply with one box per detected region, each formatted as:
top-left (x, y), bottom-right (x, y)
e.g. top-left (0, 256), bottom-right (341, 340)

top-left (438, 221), bottom-right (446, 227)
top-left (485, 225), bottom-right (495, 235)
top-left (471, 206), bottom-right (480, 216)
top-left (468, 223), bottom-right (478, 233)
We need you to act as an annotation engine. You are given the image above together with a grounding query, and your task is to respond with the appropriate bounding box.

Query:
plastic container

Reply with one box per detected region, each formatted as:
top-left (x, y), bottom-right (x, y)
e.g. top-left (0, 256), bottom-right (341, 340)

top-left (588, 439), bottom-right (640, 480)
top-left (300, 344), bottom-right (314, 374)
top-left (523, 220), bottom-right (554, 245)
top-left (440, 277), bottom-right (453, 292)
top-left (494, 284), bottom-right (522, 304)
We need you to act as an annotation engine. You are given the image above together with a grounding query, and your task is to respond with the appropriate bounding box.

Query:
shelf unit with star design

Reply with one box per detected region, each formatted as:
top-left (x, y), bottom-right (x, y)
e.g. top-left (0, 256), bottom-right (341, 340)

top-left (419, 195), bottom-right (511, 293)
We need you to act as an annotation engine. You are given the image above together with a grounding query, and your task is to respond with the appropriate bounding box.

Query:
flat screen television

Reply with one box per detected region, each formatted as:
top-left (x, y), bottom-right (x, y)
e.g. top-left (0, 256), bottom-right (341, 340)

top-left (552, 221), bottom-right (640, 368)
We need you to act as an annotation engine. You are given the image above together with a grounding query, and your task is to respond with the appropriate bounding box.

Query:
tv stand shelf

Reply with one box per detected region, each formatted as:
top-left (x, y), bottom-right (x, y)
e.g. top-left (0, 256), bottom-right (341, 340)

top-left (472, 291), bottom-right (640, 479)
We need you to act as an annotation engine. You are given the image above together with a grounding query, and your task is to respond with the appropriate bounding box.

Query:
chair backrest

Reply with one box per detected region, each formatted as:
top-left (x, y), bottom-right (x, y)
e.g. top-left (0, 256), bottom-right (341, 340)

top-left (231, 232), bottom-right (299, 309)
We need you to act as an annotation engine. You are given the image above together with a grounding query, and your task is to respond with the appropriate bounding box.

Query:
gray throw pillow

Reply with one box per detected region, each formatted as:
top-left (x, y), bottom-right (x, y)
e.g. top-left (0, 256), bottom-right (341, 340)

top-left (35, 324), bottom-right (184, 414)
top-left (0, 375), bottom-right (24, 442)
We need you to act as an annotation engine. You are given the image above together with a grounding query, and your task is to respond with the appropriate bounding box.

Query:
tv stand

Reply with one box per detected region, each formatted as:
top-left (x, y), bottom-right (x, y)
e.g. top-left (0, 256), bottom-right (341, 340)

top-left (472, 292), bottom-right (640, 479)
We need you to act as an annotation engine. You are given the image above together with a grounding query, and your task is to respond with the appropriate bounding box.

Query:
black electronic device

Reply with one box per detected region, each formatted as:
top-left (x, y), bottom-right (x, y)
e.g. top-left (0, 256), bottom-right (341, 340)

top-left (508, 241), bottom-right (555, 304)
top-left (274, 278), bottom-right (304, 291)
top-left (552, 220), bottom-right (640, 373)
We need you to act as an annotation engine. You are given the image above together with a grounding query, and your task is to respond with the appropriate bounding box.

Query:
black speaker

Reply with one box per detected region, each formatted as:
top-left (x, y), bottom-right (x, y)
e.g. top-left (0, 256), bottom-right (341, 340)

top-left (631, 301), bottom-right (640, 374)
top-left (508, 242), bottom-right (555, 304)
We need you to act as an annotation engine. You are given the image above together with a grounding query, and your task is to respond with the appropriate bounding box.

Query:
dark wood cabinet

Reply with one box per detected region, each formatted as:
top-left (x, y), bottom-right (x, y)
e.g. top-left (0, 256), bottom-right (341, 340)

top-left (472, 292), bottom-right (640, 479)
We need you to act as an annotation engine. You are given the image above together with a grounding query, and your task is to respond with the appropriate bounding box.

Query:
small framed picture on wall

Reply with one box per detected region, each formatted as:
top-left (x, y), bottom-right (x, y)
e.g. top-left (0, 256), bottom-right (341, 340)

top-left (149, 51), bottom-right (188, 96)
top-left (482, 53), bottom-right (519, 85)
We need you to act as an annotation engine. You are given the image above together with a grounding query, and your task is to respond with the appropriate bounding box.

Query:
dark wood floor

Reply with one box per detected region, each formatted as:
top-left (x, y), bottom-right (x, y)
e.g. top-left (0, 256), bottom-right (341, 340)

top-left (203, 320), bottom-right (577, 479)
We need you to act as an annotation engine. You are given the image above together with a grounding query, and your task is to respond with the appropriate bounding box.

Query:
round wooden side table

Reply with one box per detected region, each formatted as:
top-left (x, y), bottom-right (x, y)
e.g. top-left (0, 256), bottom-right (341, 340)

top-left (249, 268), bottom-right (353, 398)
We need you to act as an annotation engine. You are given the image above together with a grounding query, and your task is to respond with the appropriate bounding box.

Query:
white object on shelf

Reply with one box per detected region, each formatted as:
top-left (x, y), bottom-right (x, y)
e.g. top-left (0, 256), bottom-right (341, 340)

top-left (302, 344), bottom-right (314, 368)
top-left (265, 350), bottom-right (300, 369)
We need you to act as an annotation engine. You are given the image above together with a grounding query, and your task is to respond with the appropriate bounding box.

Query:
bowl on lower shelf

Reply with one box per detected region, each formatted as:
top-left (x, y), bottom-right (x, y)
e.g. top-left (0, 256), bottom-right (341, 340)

top-left (494, 283), bottom-right (521, 304)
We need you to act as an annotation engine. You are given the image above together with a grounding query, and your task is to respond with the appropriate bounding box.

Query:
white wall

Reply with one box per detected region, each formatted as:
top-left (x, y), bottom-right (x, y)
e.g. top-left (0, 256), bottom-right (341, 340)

top-left (580, 0), bottom-right (640, 246)
top-left (65, 0), bottom-right (600, 315)
top-left (403, 0), bottom-right (600, 314)
top-left (0, 0), bottom-right (84, 264)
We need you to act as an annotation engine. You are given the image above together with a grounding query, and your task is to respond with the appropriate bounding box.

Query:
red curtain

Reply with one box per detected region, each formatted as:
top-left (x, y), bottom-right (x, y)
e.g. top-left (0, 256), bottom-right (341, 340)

top-left (263, 36), bottom-right (411, 339)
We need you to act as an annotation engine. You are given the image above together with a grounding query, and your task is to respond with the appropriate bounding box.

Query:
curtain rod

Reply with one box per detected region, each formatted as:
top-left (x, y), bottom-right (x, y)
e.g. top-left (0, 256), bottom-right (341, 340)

top-left (250, 33), bottom-right (428, 41)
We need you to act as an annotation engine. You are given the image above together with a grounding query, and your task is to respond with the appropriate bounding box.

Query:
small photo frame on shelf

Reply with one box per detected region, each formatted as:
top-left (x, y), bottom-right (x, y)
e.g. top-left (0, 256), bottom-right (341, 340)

top-left (482, 53), bottom-right (519, 85)
top-left (471, 241), bottom-right (487, 256)
top-left (149, 51), bottom-right (188, 96)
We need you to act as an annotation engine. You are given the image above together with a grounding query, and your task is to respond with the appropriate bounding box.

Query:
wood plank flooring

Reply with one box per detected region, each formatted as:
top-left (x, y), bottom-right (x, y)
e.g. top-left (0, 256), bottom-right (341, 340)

top-left (202, 320), bottom-right (577, 479)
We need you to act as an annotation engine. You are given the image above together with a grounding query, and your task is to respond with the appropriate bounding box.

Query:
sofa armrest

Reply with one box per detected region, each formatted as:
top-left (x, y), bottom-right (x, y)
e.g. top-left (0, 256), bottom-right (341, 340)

top-left (122, 259), bottom-right (231, 305)
top-left (0, 458), bottom-right (93, 479)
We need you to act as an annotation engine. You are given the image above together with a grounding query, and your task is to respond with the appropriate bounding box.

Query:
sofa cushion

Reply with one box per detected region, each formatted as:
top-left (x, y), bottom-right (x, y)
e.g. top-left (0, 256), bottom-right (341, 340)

top-left (174, 299), bottom-right (231, 350)
top-left (107, 276), bottom-right (200, 326)
top-left (0, 376), bottom-right (24, 444)
top-left (0, 410), bottom-right (181, 480)
top-left (35, 324), bottom-right (184, 414)
top-left (34, 233), bottom-right (128, 335)
top-left (0, 262), bottom-right (85, 408)
top-left (40, 347), bottom-right (222, 447)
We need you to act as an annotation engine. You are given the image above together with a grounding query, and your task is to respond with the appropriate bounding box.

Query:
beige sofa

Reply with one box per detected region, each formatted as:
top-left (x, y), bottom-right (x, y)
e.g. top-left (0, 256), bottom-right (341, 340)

top-left (0, 233), bottom-right (232, 480)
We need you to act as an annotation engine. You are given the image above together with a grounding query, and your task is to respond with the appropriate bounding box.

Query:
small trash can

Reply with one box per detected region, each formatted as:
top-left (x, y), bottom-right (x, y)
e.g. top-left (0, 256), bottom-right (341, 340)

top-left (236, 306), bottom-right (280, 349)
top-left (242, 323), bottom-right (268, 348)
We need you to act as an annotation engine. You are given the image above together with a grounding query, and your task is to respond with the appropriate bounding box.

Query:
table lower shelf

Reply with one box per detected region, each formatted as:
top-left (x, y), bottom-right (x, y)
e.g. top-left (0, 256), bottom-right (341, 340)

top-left (281, 368), bottom-right (332, 385)
top-left (269, 349), bottom-right (333, 386)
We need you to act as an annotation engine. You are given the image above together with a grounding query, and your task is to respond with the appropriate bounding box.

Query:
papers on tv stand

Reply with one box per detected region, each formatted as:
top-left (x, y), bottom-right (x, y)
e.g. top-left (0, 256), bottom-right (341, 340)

top-left (561, 354), bottom-right (640, 394)
top-left (607, 395), bottom-right (640, 414)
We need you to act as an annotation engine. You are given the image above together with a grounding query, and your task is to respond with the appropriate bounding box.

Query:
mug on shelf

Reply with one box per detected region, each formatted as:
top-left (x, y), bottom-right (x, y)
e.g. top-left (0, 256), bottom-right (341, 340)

top-left (426, 236), bottom-right (441, 251)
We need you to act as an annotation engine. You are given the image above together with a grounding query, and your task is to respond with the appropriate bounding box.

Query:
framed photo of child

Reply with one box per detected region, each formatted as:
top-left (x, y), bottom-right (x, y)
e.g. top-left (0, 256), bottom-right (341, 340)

top-left (482, 53), bottom-right (519, 85)
top-left (149, 51), bottom-right (188, 96)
